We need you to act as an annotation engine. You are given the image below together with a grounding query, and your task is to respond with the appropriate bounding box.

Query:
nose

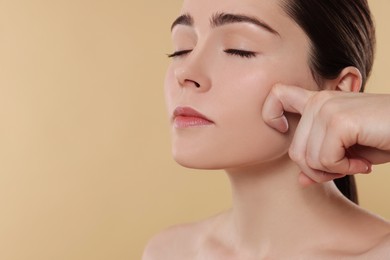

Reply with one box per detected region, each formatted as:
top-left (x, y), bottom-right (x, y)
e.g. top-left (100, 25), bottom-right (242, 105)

top-left (174, 50), bottom-right (212, 92)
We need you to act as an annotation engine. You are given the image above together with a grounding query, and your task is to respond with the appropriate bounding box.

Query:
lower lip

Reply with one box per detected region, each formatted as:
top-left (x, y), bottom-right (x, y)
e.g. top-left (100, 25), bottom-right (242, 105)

top-left (174, 116), bottom-right (214, 128)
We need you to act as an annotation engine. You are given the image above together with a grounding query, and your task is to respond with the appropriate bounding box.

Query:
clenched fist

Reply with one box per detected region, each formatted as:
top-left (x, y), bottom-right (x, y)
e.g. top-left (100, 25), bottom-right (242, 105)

top-left (263, 84), bottom-right (390, 186)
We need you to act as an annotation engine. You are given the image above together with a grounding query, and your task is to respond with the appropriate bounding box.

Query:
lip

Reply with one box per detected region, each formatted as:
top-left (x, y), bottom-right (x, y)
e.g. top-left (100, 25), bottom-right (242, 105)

top-left (173, 106), bottom-right (214, 128)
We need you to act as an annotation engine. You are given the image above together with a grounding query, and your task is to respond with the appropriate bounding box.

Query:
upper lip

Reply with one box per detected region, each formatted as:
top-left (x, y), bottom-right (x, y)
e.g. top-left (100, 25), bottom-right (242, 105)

top-left (173, 106), bottom-right (214, 122)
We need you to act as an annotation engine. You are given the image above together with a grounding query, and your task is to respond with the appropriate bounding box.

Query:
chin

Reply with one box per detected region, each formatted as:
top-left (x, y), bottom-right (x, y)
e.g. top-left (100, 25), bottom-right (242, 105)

top-left (170, 122), bottom-right (293, 171)
top-left (172, 147), bottom-right (223, 170)
top-left (171, 143), bottom-right (290, 171)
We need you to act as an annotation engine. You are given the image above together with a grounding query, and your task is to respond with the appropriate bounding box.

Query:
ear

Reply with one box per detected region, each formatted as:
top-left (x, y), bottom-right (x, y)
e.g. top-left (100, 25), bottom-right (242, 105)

top-left (326, 67), bottom-right (362, 93)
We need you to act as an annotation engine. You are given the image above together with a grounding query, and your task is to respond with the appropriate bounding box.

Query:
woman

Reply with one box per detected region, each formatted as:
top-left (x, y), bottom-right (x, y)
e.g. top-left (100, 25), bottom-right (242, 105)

top-left (144, 0), bottom-right (390, 258)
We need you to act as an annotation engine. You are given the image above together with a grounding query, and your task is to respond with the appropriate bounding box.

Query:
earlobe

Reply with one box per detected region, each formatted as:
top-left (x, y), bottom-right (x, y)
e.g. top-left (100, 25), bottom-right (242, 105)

top-left (335, 67), bottom-right (363, 93)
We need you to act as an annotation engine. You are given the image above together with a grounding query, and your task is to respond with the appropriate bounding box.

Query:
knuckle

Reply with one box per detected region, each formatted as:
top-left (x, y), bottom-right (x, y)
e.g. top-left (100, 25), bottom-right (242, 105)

top-left (270, 83), bottom-right (280, 94)
top-left (328, 113), bottom-right (347, 128)
top-left (317, 99), bottom-right (358, 134)
top-left (288, 147), bottom-right (300, 162)
top-left (317, 90), bottom-right (335, 101)
top-left (319, 156), bottom-right (333, 168)
top-left (310, 91), bottom-right (333, 107)
top-left (289, 149), bottom-right (308, 169)
top-left (318, 100), bottom-right (339, 120)
top-left (271, 84), bottom-right (284, 99)
top-left (306, 153), bottom-right (319, 169)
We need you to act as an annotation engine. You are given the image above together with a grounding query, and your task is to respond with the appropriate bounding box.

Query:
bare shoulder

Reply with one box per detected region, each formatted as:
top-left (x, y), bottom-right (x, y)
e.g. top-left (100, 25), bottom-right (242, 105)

top-left (365, 229), bottom-right (390, 258)
top-left (142, 223), bottom-right (198, 260)
top-left (359, 218), bottom-right (390, 259)
top-left (142, 214), bottom-right (223, 260)
top-left (316, 209), bottom-right (390, 259)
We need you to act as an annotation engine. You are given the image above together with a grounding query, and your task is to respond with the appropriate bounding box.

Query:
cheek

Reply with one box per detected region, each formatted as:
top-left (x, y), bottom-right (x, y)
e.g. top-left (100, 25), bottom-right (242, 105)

top-left (167, 65), bottom-right (292, 170)
top-left (164, 65), bottom-right (176, 114)
top-left (210, 71), bottom-right (291, 168)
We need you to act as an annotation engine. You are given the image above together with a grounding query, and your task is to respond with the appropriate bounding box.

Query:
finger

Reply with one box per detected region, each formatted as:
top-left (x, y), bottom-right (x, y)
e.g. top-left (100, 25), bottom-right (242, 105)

top-left (263, 84), bottom-right (314, 132)
top-left (298, 172), bottom-right (316, 187)
top-left (305, 114), bottom-right (328, 171)
top-left (291, 139), bottom-right (343, 184)
top-left (296, 161), bottom-right (346, 185)
top-left (320, 126), bottom-right (371, 174)
top-left (288, 96), bottom-right (317, 171)
top-left (349, 145), bottom-right (390, 165)
top-left (298, 172), bottom-right (343, 187)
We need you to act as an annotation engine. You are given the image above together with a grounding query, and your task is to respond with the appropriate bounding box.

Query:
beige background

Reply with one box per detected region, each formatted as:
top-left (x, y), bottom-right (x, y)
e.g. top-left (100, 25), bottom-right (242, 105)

top-left (0, 1), bottom-right (389, 259)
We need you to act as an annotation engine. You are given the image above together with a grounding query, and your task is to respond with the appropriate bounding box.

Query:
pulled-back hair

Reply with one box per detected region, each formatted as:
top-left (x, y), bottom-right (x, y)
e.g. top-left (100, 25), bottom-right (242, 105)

top-left (280, 0), bottom-right (376, 203)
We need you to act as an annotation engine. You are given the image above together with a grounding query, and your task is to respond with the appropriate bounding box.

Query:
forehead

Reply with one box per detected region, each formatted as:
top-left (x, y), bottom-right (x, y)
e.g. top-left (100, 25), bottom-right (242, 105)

top-left (179, 0), bottom-right (297, 37)
top-left (180, 0), bottom-right (281, 24)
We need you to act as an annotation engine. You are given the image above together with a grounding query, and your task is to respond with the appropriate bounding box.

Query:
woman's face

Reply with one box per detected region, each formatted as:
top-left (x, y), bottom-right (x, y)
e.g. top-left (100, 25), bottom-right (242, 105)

top-left (165, 0), bottom-right (317, 170)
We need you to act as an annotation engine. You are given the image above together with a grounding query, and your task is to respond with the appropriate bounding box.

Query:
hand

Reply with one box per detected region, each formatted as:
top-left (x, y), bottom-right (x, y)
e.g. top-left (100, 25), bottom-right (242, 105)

top-left (262, 84), bottom-right (390, 186)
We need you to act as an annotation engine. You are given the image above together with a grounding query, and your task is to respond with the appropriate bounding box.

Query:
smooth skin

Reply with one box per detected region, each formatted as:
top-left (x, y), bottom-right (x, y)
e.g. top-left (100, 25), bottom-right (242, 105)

top-left (144, 0), bottom-right (390, 258)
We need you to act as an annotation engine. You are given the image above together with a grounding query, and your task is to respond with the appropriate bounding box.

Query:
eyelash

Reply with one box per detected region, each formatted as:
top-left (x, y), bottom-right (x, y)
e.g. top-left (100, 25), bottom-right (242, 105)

top-left (167, 50), bottom-right (192, 58)
top-left (167, 49), bottom-right (257, 59)
top-left (224, 49), bottom-right (257, 58)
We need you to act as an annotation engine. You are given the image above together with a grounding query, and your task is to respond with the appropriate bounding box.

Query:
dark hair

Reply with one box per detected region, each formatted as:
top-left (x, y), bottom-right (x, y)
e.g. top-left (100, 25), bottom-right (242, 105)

top-left (281, 0), bottom-right (376, 204)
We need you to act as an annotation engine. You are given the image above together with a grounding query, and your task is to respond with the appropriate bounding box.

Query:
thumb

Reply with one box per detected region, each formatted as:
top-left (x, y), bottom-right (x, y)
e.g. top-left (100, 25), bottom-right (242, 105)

top-left (262, 84), bottom-right (314, 133)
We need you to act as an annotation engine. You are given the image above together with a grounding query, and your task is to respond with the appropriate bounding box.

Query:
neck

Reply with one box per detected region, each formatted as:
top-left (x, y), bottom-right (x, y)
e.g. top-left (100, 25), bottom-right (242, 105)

top-left (222, 154), bottom-right (354, 255)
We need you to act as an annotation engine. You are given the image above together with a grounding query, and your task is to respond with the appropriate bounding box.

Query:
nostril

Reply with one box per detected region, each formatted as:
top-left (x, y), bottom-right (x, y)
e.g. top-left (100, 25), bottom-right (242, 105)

top-left (183, 79), bottom-right (201, 88)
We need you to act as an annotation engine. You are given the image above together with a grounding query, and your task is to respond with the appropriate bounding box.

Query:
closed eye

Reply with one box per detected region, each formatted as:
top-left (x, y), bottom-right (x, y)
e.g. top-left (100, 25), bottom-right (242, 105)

top-left (224, 49), bottom-right (257, 58)
top-left (167, 49), bottom-right (192, 58)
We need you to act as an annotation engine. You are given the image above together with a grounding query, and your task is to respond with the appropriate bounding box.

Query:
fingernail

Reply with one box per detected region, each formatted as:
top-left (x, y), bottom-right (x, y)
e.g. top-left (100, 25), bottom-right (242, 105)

top-left (281, 115), bottom-right (289, 133)
top-left (364, 164), bottom-right (372, 174)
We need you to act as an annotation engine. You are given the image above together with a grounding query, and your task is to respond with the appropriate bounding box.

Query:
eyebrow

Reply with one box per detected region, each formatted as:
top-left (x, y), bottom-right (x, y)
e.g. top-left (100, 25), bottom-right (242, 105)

top-left (170, 12), bottom-right (279, 36)
top-left (171, 13), bottom-right (194, 31)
